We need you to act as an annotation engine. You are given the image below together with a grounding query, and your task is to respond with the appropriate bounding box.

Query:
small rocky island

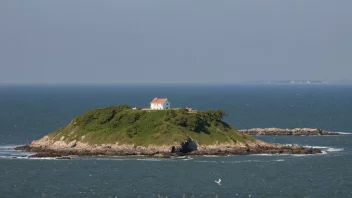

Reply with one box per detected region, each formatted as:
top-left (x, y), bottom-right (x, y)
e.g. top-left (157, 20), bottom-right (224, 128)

top-left (15, 105), bottom-right (321, 158)
top-left (239, 128), bottom-right (340, 136)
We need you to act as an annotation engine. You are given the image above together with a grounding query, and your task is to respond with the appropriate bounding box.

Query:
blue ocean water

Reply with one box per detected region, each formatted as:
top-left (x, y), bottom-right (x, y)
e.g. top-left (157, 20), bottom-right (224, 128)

top-left (0, 84), bottom-right (352, 197)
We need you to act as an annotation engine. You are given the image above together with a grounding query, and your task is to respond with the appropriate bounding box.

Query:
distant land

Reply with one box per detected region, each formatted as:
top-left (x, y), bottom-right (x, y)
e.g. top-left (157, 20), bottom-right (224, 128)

top-left (244, 80), bottom-right (352, 85)
top-left (245, 80), bottom-right (327, 84)
top-left (332, 79), bottom-right (352, 84)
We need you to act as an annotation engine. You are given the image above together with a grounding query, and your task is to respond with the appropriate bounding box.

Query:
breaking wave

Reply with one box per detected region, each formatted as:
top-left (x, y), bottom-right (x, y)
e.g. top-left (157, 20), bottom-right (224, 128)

top-left (0, 145), bottom-right (34, 160)
top-left (303, 145), bottom-right (345, 153)
top-left (194, 159), bottom-right (285, 164)
top-left (335, 132), bottom-right (352, 135)
top-left (326, 148), bottom-right (344, 152)
top-left (0, 145), bottom-right (20, 149)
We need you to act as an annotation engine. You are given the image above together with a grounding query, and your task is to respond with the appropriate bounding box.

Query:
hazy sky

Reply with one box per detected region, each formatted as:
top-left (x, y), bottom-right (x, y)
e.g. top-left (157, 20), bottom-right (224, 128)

top-left (1, 1), bottom-right (351, 83)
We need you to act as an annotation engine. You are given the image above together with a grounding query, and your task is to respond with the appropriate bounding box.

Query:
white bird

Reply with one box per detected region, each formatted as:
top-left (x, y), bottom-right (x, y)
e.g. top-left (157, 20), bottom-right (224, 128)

top-left (215, 178), bottom-right (221, 185)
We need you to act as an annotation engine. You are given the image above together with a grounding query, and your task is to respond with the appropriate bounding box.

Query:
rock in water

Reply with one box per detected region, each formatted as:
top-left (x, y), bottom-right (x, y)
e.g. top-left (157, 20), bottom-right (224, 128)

top-left (239, 128), bottom-right (340, 136)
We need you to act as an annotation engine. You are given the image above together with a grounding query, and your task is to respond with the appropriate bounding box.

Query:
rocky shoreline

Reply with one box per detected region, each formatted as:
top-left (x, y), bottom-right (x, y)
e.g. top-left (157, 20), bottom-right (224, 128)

top-left (14, 137), bottom-right (322, 159)
top-left (238, 128), bottom-right (340, 136)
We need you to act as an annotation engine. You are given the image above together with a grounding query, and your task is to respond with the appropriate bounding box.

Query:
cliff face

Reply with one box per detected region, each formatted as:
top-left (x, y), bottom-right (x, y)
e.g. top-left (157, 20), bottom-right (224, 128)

top-left (239, 128), bottom-right (339, 136)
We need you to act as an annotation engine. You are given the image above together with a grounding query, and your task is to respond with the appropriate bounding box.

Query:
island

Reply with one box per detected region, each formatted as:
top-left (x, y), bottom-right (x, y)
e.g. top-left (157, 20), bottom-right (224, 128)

top-left (15, 105), bottom-right (321, 158)
top-left (239, 128), bottom-right (340, 136)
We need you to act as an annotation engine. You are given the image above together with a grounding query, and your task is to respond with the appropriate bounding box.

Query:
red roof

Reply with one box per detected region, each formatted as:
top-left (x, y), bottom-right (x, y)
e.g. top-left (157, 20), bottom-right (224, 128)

top-left (150, 97), bottom-right (167, 104)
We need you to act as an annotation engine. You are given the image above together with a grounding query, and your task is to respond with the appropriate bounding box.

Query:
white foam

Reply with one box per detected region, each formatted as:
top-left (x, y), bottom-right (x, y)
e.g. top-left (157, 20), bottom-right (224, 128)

top-left (195, 160), bottom-right (217, 163)
top-left (96, 158), bottom-right (130, 161)
top-left (3, 156), bottom-right (59, 160)
top-left (136, 158), bottom-right (166, 162)
top-left (195, 159), bottom-right (285, 164)
top-left (26, 157), bottom-right (59, 160)
top-left (251, 154), bottom-right (283, 156)
top-left (203, 155), bottom-right (221, 157)
top-left (292, 154), bottom-right (311, 157)
top-left (311, 146), bottom-right (329, 149)
top-left (171, 156), bottom-right (186, 159)
top-left (0, 156), bottom-right (13, 159)
top-left (305, 145), bottom-right (344, 152)
top-left (335, 132), bottom-right (352, 135)
top-left (0, 145), bottom-right (19, 150)
top-left (302, 145), bottom-right (346, 152)
top-left (302, 145), bottom-right (330, 149)
top-left (326, 148), bottom-right (344, 152)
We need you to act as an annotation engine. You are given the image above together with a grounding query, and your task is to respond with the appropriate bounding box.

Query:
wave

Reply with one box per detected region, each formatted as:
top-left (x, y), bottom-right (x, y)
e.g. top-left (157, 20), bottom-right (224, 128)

top-left (0, 145), bottom-right (20, 150)
top-left (306, 146), bottom-right (344, 152)
top-left (302, 145), bottom-right (344, 152)
top-left (311, 146), bottom-right (329, 149)
top-left (203, 155), bottom-right (221, 157)
top-left (335, 132), bottom-right (352, 135)
top-left (302, 145), bottom-right (330, 149)
top-left (25, 157), bottom-right (60, 160)
top-left (171, 156), bottom-right (186, 159)
top-left (94, 157), bottom-right (175, 162)
top-left (251, 154), bottom-right (289, 156)
top-left (136, 158), bottom-right (169, 162)
top-left (291, 154), bottom-right (312, 157)
top-left (195, 159), bottom-right (285, 164)
top-left (95, 158), bottom-right (132, 161)
top-left (196, 160), bottom-right (217, 163)
top-left (0, 155), bottom-right (59, 160)
top-left (326, 148), bottom-right (344, 152)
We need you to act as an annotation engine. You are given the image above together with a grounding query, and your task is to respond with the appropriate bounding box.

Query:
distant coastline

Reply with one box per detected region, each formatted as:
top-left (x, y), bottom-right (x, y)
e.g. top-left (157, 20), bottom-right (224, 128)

top-left (244, 80), bottom-right (327, 84)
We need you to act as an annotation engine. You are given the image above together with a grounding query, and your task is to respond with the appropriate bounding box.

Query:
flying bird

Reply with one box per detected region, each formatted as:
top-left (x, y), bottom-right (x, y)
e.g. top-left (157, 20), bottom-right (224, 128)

top-left (215, 178), bottom-right (221, 185)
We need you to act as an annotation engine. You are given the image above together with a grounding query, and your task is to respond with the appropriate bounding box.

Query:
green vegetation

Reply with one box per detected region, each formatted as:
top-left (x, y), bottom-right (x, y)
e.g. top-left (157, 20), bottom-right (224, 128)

top-left (47, 105), bottom-right (255, 146)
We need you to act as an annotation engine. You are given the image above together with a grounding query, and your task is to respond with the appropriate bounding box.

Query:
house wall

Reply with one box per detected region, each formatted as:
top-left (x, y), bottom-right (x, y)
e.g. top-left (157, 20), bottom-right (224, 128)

top-left (163, 101), bottom-right (171, 109)
top-left (150, 100), bottom-right (171, 110)
top-left (150, 103), bottom-right (163, 110)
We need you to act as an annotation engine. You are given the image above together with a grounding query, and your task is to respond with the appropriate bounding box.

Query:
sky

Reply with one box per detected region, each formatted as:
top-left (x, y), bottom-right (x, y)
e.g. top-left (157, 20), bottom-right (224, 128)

top-left (0, 0), bottom-right (351, 83)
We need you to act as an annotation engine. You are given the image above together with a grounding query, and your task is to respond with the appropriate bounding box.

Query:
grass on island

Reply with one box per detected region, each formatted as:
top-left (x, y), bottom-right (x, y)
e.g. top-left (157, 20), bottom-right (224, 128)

top-left (47, 105), bottom-right (255, 146)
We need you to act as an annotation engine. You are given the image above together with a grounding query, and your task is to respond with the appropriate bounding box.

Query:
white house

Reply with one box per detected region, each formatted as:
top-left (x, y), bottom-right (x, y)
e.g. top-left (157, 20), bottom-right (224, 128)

top-left (150, 97), bottom-right (171, 110)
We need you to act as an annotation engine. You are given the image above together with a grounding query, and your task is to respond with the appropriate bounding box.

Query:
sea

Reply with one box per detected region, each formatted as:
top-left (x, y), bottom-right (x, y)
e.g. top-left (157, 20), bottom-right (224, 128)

top-left (0, 83), bottom-right (352, 198)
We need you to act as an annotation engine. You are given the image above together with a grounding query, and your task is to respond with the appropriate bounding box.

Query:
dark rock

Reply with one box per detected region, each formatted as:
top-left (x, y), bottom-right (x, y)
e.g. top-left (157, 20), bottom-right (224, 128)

top-left (29, 152), bottom-right (63, 158)
top-left (171, 146), bottom-right (176, 153)
top-left (56, 157), bottom-right (71, 160)
top-left (180, 139), bottom-right (197, 153)
top-left (14, 145), bottom-right (31, 151)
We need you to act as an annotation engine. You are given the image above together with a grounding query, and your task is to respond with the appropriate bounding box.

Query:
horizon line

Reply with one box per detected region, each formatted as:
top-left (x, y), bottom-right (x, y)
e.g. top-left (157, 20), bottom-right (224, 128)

top-left (0, 80), bottom-right (350, 85)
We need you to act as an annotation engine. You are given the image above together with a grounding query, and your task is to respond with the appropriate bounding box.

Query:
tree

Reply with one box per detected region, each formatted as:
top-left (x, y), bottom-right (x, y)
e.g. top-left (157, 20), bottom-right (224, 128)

top-left (215, 110), bottom-right (228, 120)
top-left (174, 114), bottom-right (188, 127)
